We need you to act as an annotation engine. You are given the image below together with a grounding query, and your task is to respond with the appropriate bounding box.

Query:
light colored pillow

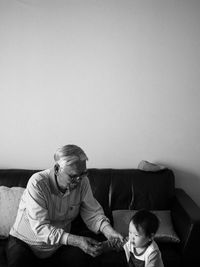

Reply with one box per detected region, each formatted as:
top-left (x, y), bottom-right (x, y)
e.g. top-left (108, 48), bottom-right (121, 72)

top-left (138, 160), bottom-right (166, 172)
top-left (0, 186), bottom-right (25, 238)
top-left (113, 210), bottom-right (180, 243)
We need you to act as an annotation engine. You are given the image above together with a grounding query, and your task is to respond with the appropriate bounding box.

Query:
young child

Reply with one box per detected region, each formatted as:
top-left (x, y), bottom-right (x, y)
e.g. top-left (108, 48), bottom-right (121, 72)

top-left (123, 209), bottom-right (164, 267)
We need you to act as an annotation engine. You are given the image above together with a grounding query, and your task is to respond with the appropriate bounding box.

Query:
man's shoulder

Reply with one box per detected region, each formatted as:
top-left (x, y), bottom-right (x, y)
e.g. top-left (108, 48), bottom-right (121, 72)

top-left (28, 169), bottom-right (51, 187)
top-left (81, 175), bottom-right (90, 185)
top-left (80, 176), bottom-right (91, 191)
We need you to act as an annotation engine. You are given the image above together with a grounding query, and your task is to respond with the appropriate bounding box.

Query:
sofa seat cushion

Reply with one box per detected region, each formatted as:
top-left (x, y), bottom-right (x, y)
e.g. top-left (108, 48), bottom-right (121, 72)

top-left (100, 250), bottom-right (127, 267)
top-left (0, 186), bottom-right (25, 237)
top-left (0, 238), bottom-right (8, 267)
top-left (158, 243), bottom-right (181, 267)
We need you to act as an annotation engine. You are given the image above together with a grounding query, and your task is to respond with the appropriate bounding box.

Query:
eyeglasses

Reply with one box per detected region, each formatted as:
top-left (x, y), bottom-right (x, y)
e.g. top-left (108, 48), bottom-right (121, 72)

top-left (68, 170), bottom-right (88, 183)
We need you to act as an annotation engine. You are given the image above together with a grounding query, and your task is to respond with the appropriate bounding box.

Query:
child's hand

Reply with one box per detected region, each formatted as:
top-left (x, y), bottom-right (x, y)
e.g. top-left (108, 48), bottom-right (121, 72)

top-left (100, 237), bottom-right (126, 253)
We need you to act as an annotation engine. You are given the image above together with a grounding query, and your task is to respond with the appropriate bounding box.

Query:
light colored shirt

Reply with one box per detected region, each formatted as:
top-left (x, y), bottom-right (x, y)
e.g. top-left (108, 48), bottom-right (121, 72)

top-left (123, 240), bottom-right (164, 267)
top-left (10, 169), bottom-right (110, 258)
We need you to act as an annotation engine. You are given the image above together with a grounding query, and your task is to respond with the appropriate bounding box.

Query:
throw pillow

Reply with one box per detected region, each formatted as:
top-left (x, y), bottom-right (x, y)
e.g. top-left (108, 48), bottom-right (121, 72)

top-left (138, 160), bottom-right (166, 172)
top-left (0, 186), bottom-right (25, 238)
top-left (112, 210), bottom-right (180, 243)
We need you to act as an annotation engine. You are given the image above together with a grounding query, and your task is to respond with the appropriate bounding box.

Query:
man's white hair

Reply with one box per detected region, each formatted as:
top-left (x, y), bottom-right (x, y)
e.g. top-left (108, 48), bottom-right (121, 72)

top-left (54, 144), bottom-right (88, 167)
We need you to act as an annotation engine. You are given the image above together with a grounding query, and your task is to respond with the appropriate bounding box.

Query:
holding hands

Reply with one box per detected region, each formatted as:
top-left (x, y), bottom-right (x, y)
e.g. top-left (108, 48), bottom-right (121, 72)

top-left (68, 224), bottom-right (125, 257)
top-left (68, 234), bottom-right (102, 257)
top-left (78, 236), bottom-right (102, 257)
top-left (100, 224), bottom-right (126, 252)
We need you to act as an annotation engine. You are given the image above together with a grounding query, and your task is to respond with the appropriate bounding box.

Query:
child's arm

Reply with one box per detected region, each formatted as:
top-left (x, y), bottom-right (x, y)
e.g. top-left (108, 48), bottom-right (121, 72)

top-left (147, 250), bottom-right (164, 267)
top-left (100, 236), bottom-right (129, 252)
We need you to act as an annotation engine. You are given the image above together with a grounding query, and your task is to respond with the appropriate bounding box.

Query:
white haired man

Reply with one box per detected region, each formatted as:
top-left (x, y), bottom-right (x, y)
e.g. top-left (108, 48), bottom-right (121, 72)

top-left (6, 145), bottom-right (123, 267)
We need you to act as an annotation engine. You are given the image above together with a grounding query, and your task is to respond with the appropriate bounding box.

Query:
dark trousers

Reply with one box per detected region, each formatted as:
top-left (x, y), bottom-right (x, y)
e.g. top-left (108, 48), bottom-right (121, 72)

top-left (6, 235), bottom-right (95, 267)
top-left (6, 234), bottom-right (127, 267)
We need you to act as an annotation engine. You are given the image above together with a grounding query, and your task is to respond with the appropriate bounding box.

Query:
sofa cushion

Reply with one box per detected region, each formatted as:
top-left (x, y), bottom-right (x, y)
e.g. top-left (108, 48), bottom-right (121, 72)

top-left (0, 186), bottom-right (25, 237)
top-left (113, 210), bottom-right (180, 243)
top-left (138, 160), bottom-right (166, 171)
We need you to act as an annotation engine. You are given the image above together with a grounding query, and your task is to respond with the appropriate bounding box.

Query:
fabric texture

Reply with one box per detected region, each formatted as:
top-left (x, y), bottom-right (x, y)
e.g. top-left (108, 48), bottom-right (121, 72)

top-left (124, 240), bottom-right (164, 267)
top-left (113, 210), bottom-right (180, 243)
top-left (0, 186), bottom-right (25, 237)
top-left (6, 235), bottom-right (93, 267)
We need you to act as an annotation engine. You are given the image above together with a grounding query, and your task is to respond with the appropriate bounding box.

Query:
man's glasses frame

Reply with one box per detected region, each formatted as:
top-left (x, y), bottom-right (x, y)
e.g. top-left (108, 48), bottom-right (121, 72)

top-left (68, 170), bottom-right (88, 183)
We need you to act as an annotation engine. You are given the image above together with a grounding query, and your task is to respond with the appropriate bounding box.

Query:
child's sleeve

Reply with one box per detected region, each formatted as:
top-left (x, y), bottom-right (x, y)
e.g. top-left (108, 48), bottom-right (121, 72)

top-left (147, 250), bottom-right (164, 267)
top-left (123, 238), bottom-right (130, 262)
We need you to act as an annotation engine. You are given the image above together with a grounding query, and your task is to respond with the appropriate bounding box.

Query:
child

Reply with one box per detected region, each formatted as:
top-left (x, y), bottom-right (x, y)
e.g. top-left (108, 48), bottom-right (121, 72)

top-left (123, 209), bottom-right (164, 267)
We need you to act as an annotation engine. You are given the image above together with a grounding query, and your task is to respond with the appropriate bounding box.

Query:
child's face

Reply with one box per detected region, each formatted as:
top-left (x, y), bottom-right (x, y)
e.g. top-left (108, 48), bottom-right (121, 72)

top-left (129, 221), bottom-right (150, 248)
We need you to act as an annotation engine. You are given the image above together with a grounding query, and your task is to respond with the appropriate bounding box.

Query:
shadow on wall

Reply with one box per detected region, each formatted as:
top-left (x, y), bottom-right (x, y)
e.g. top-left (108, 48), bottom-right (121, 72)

top-left (155, 161), bottom-right (200, 208)
top-left (172, 167), bottom-right (200, 208)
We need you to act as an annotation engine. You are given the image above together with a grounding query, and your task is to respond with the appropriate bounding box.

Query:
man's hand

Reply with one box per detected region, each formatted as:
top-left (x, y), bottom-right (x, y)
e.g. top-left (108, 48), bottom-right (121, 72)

top-left (100, 224), bottom-right (125, 252)
top-left (68, 234), bottom-right (102, 257)
top-left (101, 224), bottom-right (124, 242)
top-left (79, 236), bottom-right (102, 257)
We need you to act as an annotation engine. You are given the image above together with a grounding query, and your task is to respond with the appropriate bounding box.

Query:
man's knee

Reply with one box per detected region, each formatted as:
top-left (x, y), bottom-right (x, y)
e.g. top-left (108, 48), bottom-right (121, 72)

top-left (53, 245), bottom-right (92, 267)
top-left (6, 236), bottom-right (37, 267)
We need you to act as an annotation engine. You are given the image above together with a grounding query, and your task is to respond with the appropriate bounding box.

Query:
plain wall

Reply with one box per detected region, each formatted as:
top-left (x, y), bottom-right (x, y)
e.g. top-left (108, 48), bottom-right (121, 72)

top-left (0, 0), bottom-right (200, 207)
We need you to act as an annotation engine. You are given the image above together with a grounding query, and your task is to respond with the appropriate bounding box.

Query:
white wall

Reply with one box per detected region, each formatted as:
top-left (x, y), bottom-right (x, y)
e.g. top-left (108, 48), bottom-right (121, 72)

top-left (0, 0), bottom-right (200, 207)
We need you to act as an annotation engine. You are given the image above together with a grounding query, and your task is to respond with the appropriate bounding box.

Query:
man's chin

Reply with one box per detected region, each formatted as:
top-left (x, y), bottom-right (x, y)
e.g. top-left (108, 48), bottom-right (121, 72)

top-left (69, 183), bottom-right (79, 191)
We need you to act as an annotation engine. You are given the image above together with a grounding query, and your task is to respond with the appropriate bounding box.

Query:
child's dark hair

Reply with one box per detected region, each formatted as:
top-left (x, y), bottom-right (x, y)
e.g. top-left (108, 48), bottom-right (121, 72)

top-left (130, 209), bottom-right (159, 237)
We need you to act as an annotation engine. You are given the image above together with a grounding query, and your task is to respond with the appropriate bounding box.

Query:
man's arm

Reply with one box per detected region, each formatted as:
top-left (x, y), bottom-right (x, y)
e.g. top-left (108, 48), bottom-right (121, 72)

top-left (101, 224), bottom-right (124, 241)
top-left (67, 234), bottom-right (102, 257)
top-left (80, 177), bottom-right (123, 242)
top-left (80, 177), bottom-right (111, 232)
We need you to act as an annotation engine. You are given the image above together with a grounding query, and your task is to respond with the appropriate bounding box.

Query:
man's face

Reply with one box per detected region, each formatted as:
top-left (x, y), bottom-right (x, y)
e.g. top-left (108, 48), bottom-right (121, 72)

top-left (58, 160), bottom-right (87, 191)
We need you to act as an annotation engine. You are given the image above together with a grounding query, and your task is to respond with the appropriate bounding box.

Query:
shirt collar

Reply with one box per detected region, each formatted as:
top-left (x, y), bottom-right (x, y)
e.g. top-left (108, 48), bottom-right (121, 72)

top-left (49, 168), bottom-right (70, 196)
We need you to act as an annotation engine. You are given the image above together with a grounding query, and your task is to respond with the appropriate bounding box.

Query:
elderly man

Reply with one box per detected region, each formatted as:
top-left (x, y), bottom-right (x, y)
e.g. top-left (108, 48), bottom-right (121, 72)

top-left (6, 145), bottom-right (123, 267)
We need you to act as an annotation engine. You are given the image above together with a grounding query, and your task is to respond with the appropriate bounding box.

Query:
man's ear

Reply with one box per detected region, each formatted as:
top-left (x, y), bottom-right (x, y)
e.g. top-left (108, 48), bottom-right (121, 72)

top-left (54, 164), bottom-right (60, 174)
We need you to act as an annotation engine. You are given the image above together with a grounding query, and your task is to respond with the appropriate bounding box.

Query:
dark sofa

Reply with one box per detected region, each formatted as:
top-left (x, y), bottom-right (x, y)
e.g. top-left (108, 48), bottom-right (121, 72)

top-left (0, 168), bottom-right (200, 267)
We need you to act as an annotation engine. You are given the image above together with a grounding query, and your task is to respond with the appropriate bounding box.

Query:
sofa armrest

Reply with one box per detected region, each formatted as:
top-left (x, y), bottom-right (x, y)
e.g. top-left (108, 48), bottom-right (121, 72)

top-left (171, 188), bottom-right (200, 264)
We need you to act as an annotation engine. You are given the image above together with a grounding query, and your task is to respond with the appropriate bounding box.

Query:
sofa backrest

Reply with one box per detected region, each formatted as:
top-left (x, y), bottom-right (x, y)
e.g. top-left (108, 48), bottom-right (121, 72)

top-left (0, 169), bottom-right (39, 188)
top-left (87, 168), bottom-right (111, 218)
top-left (0, 168), bottom-right (175, 214)
top-left (109, 169), bottom-right (175, 210)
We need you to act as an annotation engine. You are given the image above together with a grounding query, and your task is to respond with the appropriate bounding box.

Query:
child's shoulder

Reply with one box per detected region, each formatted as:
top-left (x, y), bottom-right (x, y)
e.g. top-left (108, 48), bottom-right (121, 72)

top-left (145, 240), bottom-right (160, 256)
top-left (145, 241), bottom-right (164, 267)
